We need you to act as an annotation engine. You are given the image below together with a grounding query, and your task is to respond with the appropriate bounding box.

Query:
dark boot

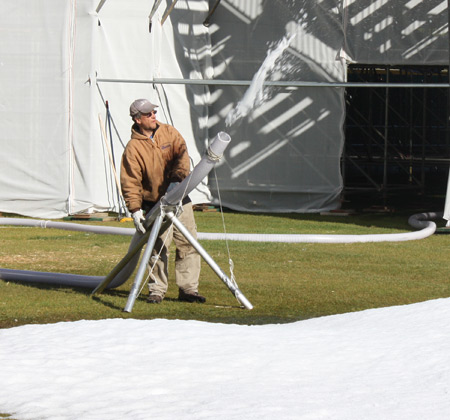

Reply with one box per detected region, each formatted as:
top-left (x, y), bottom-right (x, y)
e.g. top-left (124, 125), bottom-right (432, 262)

top-left (147, 294), bottom-right (163, 304)
top-left (178, 289), bottom-right (206, 303)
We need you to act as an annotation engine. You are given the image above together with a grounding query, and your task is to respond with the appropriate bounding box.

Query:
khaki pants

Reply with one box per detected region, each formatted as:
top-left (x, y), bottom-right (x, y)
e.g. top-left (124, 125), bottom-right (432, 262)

top-left (148, 202), bottom-right (201, 297)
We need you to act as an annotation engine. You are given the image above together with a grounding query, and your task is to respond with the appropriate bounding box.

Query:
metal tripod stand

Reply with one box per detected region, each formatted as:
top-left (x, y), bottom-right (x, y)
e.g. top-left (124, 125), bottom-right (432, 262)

top-left (123, 202), bottom-right (253, 313)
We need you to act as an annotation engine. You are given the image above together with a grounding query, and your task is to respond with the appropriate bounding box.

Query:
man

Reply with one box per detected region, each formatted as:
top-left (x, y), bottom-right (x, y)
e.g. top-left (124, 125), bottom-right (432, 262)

top-left (120, 98), bottom-right (205, 304)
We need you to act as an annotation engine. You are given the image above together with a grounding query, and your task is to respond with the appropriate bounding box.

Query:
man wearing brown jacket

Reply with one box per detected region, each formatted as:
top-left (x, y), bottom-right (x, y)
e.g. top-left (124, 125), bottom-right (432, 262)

top-left (120, 98), bottom-right (205, 304)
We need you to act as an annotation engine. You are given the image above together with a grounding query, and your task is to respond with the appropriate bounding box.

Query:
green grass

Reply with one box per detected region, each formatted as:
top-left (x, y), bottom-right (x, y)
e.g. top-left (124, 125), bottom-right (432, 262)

top-left (1, 210), bottom-right (449, 328)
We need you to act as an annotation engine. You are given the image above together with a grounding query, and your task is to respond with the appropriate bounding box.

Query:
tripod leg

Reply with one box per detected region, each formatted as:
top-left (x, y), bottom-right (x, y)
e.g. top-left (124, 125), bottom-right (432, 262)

top-left (123, 213), bottom-right (165, 313)
top-left (161, 0), bottom-right (179, 26)
top-left (166, 211), bottom-right (253, 310)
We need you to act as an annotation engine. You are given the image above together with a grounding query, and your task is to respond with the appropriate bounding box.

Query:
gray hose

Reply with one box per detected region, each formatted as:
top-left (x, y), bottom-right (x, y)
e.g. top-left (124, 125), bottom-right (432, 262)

top-left (0, 268), bottom-right (104, 288)
top-left (408, 212), bottom-right (443, 229)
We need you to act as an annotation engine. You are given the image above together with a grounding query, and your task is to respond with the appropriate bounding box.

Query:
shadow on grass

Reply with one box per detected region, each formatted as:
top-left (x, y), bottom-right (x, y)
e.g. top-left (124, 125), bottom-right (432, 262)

top-left (4, 278), bottom-right (130, 302)
top-left (91, 295), bottom-right (130, 311)
top-left (164, 296), bottom-right (244, 310)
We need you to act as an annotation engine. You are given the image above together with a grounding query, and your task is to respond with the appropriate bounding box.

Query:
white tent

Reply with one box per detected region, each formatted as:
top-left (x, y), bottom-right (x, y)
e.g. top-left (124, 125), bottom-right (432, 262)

top-left (0, 0), bottom-right (212, 218)
top-left (0, 0), bottom-right (449, 218)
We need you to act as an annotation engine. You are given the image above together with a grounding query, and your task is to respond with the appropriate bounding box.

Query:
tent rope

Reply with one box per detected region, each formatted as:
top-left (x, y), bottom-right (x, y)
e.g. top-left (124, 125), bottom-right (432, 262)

top-left (213, 168), bottom-right (238, 289)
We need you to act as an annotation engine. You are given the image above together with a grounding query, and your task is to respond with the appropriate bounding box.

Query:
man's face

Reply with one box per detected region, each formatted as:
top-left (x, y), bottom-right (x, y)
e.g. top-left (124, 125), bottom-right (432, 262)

top-left (136, 110), bottom-right (157, 131)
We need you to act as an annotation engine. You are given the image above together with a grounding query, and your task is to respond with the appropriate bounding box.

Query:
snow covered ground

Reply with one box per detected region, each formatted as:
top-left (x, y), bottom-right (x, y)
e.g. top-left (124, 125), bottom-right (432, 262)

top-left (1, 298), bottom-right (450, 420)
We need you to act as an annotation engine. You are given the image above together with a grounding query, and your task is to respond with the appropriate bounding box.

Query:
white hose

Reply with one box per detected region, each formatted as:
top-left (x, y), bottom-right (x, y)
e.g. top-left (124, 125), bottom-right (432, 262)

top-left (0, 218), bottom-right (133, 235)
top-left (197, 212), bottom-right (440, 243)
top-left (0, 211), bottom-right (441, 243)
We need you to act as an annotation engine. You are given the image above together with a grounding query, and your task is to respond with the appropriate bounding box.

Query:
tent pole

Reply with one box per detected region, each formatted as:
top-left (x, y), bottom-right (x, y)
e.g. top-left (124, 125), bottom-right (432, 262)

top-left (96, 0), bottom-right (107, 13)
top-left (98, 114), bottom-right (128, 218)
top-left (203, 0), bottom-right (221, 27)
top-left (383, 67), bottom-right (390, 206)
top-left (96, 77), bottom-right (450, 89)
top-left (161, 0), bottom-right (179, 26)
top-left (105, 101), bottom-right (122, 218)
top-left (149, 0), bottom-right (163, 32)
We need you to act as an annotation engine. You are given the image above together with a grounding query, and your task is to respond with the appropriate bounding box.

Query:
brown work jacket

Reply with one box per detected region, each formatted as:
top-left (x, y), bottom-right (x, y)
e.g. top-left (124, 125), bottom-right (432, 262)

top-left (120, 122), bottom-right (191, 213)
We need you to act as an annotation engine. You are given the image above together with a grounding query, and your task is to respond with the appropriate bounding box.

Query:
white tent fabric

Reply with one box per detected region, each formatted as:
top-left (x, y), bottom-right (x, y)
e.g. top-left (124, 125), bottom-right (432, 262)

top-left (207, 1), bottom-right (346, 212)
top-left (0, 0), bottom-right (212, 218)
top-left (343, 0), bottom-right (449, 65)
top-left (0, 1), bottom-right (73, 218)
top-left (92, 0), bottom-right (213, 211)
top-left (0, 0), bottom-right (448, 218)
top-left (206, 0), bottom-right (449, 213)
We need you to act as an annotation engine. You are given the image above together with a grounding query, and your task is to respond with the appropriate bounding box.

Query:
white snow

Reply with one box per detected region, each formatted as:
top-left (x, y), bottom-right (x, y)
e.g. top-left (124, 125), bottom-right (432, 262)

top-left (1, 299), bottom-right (450, 420)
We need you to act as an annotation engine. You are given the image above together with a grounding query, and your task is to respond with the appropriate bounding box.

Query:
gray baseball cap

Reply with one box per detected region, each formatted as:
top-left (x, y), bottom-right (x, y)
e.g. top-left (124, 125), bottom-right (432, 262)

top-left (129, 99), bottom-right (158, 117)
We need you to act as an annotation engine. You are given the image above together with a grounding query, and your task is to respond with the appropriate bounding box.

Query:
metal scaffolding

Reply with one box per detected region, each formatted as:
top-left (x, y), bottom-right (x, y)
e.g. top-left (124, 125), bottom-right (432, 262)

top-left (343, 64), bottom-right (450, 205)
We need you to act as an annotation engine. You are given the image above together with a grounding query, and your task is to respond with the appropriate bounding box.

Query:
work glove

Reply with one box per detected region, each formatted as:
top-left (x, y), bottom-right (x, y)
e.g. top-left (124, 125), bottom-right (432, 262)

top-left (132, 209), bottom-right (146, 234)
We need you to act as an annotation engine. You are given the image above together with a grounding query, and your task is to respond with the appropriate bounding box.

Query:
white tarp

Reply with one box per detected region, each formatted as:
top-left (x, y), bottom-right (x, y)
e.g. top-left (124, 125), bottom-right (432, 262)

top-left (206, 1), bottom-right (346, 212)
top-left (0, 0), bottom-right (448, 218)
top-left (0, 1), bottom-right (73, 218)
top-left (0, 0), bottom-right (212, 218)
top-left (343, 0), bottom-right (449, 65)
